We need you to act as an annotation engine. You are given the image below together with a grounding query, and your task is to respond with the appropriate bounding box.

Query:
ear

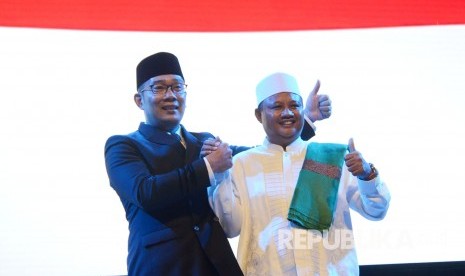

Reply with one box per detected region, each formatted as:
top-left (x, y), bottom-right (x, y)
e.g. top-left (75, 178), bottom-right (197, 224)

top-left (255, 108), bottom-right (262, 123)
top-left (134, 93), bottom-right (143, 110)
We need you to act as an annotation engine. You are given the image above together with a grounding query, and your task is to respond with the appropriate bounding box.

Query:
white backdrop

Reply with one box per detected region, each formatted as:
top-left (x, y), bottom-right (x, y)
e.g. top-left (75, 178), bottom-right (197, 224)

top-left (1, 25), bottom-right (464, 275)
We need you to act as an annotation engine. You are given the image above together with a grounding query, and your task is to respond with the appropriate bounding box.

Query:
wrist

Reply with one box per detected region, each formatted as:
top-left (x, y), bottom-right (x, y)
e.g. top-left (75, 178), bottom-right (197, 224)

top-left (358, 163), bottom-right (378, 181)
top-left (304, 110), bottom-right (316, 122)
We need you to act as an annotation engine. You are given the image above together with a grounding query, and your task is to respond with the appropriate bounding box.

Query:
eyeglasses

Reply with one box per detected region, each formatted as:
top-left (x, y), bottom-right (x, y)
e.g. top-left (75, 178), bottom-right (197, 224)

top-left (141, 83), bottom-right (188, 96)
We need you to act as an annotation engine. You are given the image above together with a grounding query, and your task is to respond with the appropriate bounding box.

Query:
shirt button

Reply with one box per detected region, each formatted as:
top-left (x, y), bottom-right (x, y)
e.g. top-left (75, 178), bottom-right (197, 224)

top-left (193, 226), bottom-right (200, 231)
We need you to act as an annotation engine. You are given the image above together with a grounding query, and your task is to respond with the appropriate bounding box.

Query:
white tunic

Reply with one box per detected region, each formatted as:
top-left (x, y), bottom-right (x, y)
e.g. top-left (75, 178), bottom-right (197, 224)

top-left (210, 138), bottom-right (390, 276)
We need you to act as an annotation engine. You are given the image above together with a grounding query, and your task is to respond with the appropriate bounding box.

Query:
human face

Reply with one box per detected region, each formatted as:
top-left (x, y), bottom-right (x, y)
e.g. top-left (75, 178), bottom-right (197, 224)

top-left (134, 74), bottom-right (186, 131)
top-left (255, 92), bottom-right (304, 149)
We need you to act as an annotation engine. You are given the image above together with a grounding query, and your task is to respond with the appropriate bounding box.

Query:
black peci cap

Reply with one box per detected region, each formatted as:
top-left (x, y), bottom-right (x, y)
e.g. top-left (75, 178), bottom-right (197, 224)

top-left (136, 52), bottom-right (184, 89)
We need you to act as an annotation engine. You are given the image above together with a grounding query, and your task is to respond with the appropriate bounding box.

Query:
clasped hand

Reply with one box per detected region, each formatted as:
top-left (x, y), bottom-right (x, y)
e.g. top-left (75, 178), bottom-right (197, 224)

top-left (202, 137), bottom-right (232, 173)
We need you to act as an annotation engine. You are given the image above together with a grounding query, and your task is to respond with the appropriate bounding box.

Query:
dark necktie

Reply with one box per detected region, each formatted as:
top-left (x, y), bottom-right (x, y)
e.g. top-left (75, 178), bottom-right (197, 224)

top-left (170, 132), bottom-right (185, 148)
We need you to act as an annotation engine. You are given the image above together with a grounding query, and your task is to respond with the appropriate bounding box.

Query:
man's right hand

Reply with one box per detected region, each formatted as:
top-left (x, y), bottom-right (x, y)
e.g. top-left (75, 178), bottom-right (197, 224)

top-left (204, 138), bottom-right (232, 173)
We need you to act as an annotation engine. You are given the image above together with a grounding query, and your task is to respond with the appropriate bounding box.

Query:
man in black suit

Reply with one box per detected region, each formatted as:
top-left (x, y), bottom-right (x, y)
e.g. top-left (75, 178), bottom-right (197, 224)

top-left (104, 52), bottom-right (331, 275)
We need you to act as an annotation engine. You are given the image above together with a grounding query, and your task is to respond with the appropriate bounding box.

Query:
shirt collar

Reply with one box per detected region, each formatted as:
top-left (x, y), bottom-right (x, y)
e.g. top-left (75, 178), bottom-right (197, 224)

top-left (263, 137), bottom-right (306, 153)
top-left (169, 125), bottom-right (185, 148)
top-left (172, 125), bottom-right (182, 137)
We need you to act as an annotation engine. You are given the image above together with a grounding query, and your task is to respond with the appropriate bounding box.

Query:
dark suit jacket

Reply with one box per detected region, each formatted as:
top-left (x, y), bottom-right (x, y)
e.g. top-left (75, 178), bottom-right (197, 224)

top-left (105, 122), bottom-right (314, 275)
top-left (105, 123), bottom-right (245, 276)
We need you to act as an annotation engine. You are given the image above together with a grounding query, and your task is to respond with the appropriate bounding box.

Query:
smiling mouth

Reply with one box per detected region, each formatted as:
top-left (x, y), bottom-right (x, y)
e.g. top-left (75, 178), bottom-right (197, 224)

top-left (162, 105), bottom-right (178, 111)
top-left (280, 120), bottom-right (295, 126)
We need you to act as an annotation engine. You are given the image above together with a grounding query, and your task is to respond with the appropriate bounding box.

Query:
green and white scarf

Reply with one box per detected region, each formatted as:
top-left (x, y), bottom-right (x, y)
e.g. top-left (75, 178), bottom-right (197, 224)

top-left (288, 142), bottom-right (347, 232)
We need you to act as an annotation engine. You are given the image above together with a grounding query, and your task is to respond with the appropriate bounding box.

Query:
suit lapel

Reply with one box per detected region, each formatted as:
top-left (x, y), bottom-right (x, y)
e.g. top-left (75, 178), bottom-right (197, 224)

top-left (138, 123), bottom-right (202, 163)
top-left (138, 122), bottom-right (184, 147)
top-left (181, 125), bottom-right (202, 162)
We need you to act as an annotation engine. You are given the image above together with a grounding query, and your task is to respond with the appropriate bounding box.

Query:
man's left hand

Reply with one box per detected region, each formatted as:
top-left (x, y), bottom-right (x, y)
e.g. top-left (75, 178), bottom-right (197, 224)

top-left (344, 138), bottom-right (373, 179)
top-left (200, 137), bottom-right (221, 158)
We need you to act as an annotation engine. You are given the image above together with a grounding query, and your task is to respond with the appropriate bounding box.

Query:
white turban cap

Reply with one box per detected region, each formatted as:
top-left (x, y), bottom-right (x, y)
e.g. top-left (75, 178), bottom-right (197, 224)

top-left (255, 72), bottom-right (302, 107)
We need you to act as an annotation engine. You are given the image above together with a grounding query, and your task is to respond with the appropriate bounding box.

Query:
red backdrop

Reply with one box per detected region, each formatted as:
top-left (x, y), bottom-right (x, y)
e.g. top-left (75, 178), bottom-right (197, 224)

top-left (1, 0), bottom-right (464, 31)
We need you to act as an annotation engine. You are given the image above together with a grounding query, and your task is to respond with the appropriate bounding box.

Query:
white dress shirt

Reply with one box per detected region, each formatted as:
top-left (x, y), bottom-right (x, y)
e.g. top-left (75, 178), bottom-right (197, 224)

top-left (209, 138), bottom-right (390, 276)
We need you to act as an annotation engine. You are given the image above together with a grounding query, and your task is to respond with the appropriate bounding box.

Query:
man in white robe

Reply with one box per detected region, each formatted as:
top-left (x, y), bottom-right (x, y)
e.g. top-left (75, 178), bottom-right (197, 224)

top-left (209, 72), bottom-right (391, 276)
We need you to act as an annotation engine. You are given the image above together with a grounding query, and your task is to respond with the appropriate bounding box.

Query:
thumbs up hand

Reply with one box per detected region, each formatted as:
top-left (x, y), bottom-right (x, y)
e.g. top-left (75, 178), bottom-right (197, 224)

top-left (348, 137), bottom-right (356, 153)
top-left (304, 80), bottom-right (332, 122)
top-left (344, 138), bottom-right (374, 180)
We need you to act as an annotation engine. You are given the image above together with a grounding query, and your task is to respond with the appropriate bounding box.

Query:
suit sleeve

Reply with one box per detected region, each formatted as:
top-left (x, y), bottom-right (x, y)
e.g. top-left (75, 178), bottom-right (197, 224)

top-left (104, 135), bottom-right (210, 212)
top-left (300, 115), bottom-right (316, 141)
top-left (230, 145), bottom-right (252, 156)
